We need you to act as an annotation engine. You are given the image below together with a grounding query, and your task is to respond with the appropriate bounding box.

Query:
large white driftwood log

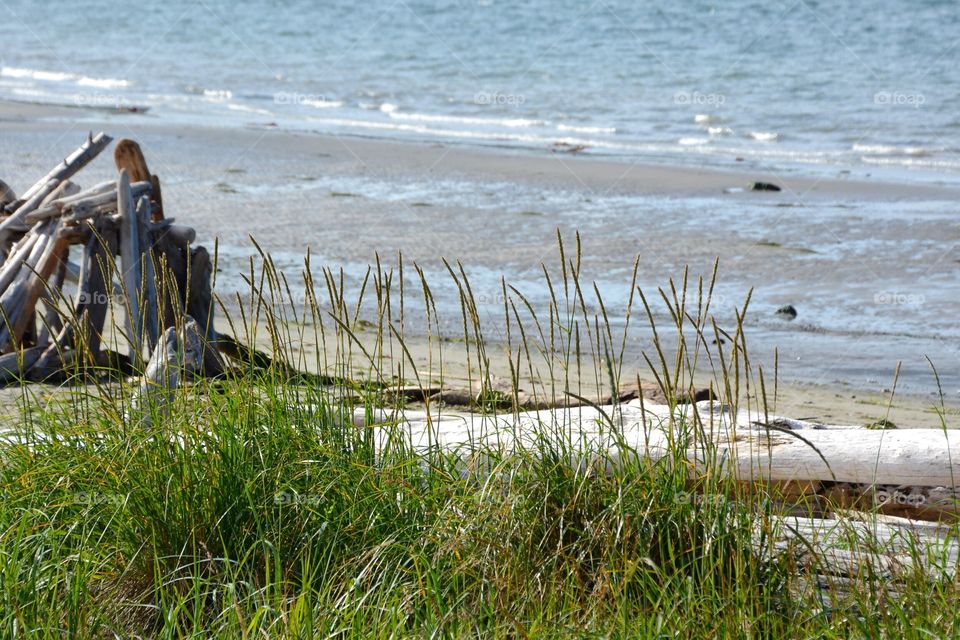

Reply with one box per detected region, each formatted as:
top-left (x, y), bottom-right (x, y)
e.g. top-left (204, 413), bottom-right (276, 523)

top-left (348, 400), bottom-right (960, 520)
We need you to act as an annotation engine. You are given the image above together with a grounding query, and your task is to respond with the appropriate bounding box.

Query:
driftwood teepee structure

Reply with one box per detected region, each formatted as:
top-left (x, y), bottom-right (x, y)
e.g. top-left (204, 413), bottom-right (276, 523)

top-left (0, 132), bottom-right (222, 382)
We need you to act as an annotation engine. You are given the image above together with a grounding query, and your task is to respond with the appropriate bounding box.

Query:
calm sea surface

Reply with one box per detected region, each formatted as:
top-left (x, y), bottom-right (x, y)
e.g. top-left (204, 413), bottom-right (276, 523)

top-left (1, 0), bottom-right (958, 182)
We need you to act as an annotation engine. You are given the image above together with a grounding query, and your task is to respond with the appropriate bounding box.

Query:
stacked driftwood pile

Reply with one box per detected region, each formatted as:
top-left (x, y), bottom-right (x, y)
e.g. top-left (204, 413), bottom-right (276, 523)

top-left (0, 132), bottom-right (223, 382)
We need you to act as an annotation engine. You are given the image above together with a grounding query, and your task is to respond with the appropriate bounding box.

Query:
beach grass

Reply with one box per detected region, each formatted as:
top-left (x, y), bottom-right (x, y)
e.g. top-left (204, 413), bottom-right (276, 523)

top-left (0, 234), bottom-right (957, 638)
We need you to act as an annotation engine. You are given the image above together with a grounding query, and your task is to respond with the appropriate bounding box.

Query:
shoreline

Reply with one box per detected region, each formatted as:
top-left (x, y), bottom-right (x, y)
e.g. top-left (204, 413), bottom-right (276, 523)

top-left (1, 98), bottom-right (958, 420)
top-left (245, 317), bottom-right (957, 430)
top-left (4, 98), bottom-right (960, 201)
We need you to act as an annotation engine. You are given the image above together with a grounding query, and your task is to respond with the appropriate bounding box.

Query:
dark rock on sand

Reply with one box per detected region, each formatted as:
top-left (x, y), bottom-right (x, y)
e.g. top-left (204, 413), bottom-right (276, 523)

top-left (775, 305), bottom-right (798, 320)
top-left (749, 181), bottom-right (782, 192)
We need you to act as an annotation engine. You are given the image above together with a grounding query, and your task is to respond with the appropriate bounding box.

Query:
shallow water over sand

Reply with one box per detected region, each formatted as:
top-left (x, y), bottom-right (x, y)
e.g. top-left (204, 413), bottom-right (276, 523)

top-left (1, 119), bottom-right (957, 397)
top-left (213, 180), bottom-right (960, 397)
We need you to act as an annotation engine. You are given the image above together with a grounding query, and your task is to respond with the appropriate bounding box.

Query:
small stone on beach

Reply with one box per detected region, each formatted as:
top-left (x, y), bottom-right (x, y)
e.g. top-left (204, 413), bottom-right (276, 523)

top-left (775, 305), bottom-right (798, 320)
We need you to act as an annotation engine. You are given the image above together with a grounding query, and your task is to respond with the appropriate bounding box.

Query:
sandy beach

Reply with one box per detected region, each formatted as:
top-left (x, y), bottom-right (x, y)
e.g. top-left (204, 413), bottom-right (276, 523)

top-left (1, 98), bottom-right (958, 427)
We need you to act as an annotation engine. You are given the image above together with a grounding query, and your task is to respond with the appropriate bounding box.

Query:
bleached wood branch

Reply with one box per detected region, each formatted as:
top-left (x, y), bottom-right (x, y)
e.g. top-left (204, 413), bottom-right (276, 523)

top-left (350, 400), bottom-right (960, 521)
top-left (0, 132), bottom-right (112, 241)
top-left (117, 169), bottom-right (142, 367)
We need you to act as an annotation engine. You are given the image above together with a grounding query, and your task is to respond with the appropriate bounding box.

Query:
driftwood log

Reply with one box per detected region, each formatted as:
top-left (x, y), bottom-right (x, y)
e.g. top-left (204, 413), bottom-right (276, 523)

top-left (0, 133), bottom-right (228, 382)
top-left (128, 317), bottom-right (204, 426)
top-left (349, 401), bottom-right (960, 523)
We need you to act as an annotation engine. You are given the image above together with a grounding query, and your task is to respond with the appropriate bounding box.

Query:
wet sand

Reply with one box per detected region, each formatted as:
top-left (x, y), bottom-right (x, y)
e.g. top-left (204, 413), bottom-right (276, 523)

top-left (1, 99), bottom-right (958, 425)
top-left (234, 315), bottom-right (955, 430)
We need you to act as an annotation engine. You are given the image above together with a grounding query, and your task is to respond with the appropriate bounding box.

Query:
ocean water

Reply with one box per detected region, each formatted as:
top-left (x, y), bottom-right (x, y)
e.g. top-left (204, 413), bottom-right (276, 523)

top-left (1, 0), bottom-right (958, 182)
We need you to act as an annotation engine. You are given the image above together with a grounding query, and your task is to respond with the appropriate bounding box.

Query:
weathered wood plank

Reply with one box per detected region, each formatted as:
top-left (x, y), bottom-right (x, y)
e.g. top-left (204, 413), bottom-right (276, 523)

top-left (185, 245), bottom-right (224, 375)
top-left (152, 224), bottom-right (190, 331)
top-left (113, 139), bottom-right (151, 183)
top-left (5, 224), bottom-right (68, 351)
top-left (136, 195), bottom-right (159, 353)
top-left (115, 138), bottom-right (163, 221)
top-left (74, 221), bottom-right (117, 357)
top-left (0, 220), bottom-right (59, 351)
top-left (116, 169), bottom-right (142, 367)
top-left (37, 236), bottom-right (69, 344)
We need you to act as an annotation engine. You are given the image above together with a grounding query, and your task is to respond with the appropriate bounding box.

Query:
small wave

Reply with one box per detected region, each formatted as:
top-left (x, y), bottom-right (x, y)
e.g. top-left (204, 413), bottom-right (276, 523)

top-left (557, 123), bottom-right (616, 134)
top-left (675, 142), bottom-right (847, 164)
top-left (853, 143), bottom-right (941, 157)
top-left (2, 66), bottom-right (130, 89)
top-left (305, 115), bottom-right (640, 152)
top-left (379, 103), bottom-right (398, 113)
top-left (8, 87), bottom-right (63, 100)
top-left (389, 111), bottom-right (545, 128)
top-left (749, 131), bottom-right (779, 142)
top-left (77, 75), bottom-right (130, 89)
top-left (226, 103), bottom-right (273, 115)
top-left (203, 89), bottom-right (233, 100)
top-left (302, 98), bottom-right (344, 109)
top-left (707, 126), bottom-right (733, 136)
top-left (861, 156), bottom-right (960, 170)
top-left (4, 86), bottom-right (143, 111)
top-left (1, 66), bottom-right (73, 82)
top-left (694, 114), bottom-right (721, 124)
top-left (678, 137), bottom-right (709, 146)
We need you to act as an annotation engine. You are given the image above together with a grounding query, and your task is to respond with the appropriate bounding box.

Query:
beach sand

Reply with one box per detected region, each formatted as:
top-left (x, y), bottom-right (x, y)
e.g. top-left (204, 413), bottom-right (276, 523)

top-left (0, 99), bottom-right (958, 428)
top-left (240, 316), bottom-right (955, 430)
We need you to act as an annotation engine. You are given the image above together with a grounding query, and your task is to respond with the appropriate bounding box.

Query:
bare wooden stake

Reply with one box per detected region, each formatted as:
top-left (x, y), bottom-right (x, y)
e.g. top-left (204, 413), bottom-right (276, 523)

top-left (137, 194), bottom-right (159, 353)
top-left (117, 169), bottom-right (143, 368)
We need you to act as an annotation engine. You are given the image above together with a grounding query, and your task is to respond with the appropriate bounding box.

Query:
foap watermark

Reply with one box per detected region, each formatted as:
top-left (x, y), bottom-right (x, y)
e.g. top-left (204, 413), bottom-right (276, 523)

top-left (274, 491), bottom-right (321, 506)
top-left (274, 91), bottom-right (335, 106)
top-left (874, 91), bottom-right (925, 108)
top-left (874, 292), bottom-right (925, 305)
top-left (475, 292), bottom-right (508, 307)
top-left (674, 91), bottom-right (725, 106)
top-left (74, 92), bottom-right (128, 108)
top-left (674, 492), bottom-right (728, 506)
top-left (74, 491), bottom-right (124, 506)
top-left (874, 488), bottom-right (926, 508)
top-left (474, 91), bottom-right (525, 107)
top-left (76, 290), bottom-right (112, 306)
